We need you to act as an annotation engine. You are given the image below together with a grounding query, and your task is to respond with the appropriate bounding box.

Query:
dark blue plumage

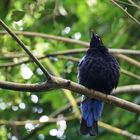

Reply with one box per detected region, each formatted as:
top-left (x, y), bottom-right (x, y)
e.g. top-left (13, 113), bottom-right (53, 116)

top-left (78, 33), bottom-right (120, 136)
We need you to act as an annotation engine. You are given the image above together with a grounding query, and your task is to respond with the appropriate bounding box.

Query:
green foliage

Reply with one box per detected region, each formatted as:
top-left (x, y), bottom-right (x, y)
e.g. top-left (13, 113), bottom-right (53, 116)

top-left (11, 10), bottom-right (25, 22)
top-left (0, 0), bottom-right (140, 140)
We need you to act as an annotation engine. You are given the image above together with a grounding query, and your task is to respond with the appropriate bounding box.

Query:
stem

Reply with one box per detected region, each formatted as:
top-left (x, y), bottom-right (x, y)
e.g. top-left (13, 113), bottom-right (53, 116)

top-left (111, 0), bottom-right (140, 25)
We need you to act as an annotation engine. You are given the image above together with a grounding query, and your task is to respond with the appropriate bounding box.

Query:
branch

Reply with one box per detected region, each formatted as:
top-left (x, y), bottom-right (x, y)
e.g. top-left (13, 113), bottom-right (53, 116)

top-left (98, 121), bottom-right (140, 140)
top-left (121, 68), bottom-right (140, 81)
top-left (0, 31), bottom-right (88, 47)
top-left (113, 84), bottom-right (140, 95)
top-left (128, 0), bottom-right (140, 10)
top-left (1, 31), bottom-right (140, 56)
top-left (0, 115), bottom-right (76, 126)
top-left (111, 0), bottom-right (140, 25)
top-left (0, 53), bottom-right (25, 60)
top-left (0, 77), bottom-right (140, 113)
top-left (1, 79), bottom-right (140, 94)
top-left (52, 77), bottom-right (140, 113)
top-left (0, 19), bottom-right (51, 80)
top-left (116, 0), bottom-right (137, 7)
top-left (0, 80), bottom-right (52, 92)
top-left (116, 54), bottom-right (140, 69)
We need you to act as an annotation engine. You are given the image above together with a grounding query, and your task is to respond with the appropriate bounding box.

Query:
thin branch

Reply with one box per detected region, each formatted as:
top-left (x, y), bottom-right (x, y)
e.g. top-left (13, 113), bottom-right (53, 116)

top-left (116, 54), bottom-right (140, 69)
top-left (116, 0), bottom-right (137, 7)
top-left (109, 48), bottom-right (140, 56)
top-left (113, 84), bottom-right (140, 95)
top-left (111, 0), bottom-right (140, 25)
top-left (121, 68), bottom-right (140, 81)
top-left (0, 31), bottom-right (88, 47)
top-left (0, 78), bottom-right (140, 113)
top-left (98, 121), bottom-right (140, 140)
top-left (1, 31), bottom-right (140, 56)
top-left (0, 115), bottom-right (76, 126)
top-left (0, 53), bottom-right (25, 60)
top-left (128, 0), bottom-right (140, 10)
top-left (0, 19), bottom-right (52, 80)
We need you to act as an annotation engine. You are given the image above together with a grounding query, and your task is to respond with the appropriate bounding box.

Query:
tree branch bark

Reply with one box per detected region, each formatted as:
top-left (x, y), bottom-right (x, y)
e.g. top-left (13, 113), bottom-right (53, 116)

top-left (0, 77), bottom-right (140, 113)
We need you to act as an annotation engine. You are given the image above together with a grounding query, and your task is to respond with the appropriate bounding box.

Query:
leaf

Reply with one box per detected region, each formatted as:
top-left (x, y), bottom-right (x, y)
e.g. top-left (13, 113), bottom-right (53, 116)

top-left (11, 10), bottom-right (25, 21)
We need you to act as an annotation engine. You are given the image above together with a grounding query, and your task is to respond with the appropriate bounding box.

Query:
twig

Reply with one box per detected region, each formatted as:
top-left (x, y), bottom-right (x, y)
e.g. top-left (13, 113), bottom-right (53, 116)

top-left (0, 31), bottom-right (88, 47)
top-left (111, 0), bottom-right (140, 25)
top-left (128, 0), bottom-right (140, 10)
top-left (121, 68), bottom-right (140, 81)
top-left (0, 78), bottom-right (140, 113)
top-left (99, 121), bottom-right (140, 140)
top-left (109, 48), bottom-right (140, 56)
top-left (113, 84), bottom-right (140, 95)
top-left (0, 53), bottom-right (25, 60)
top-left (116, 54), bottom-right (140, 69)
top-left (0, 19), bottom-right (52, 80)
top-left (116, 0), bottom-right (137, 7)
top-left (0, 115), bottom-right (76, 126)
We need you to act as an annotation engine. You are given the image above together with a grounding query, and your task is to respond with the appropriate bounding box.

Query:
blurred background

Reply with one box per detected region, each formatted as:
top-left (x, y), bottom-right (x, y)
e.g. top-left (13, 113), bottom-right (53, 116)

top-left (0, 0), bottom-right (140, 140)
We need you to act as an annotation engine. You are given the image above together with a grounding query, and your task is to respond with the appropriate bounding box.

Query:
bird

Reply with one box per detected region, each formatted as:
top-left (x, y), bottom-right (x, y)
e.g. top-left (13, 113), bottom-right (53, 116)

top-left (77, 32), bottom-right (120, 136)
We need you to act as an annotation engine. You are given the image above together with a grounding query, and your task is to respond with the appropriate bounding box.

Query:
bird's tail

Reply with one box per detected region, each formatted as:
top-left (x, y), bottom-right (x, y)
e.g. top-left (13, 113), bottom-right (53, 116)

top-left (80, 98), bottom-right (103, 136)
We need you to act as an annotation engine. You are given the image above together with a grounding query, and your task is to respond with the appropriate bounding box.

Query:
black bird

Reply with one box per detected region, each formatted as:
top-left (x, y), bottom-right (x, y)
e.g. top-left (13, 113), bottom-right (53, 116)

top-left (78, 33), bottom-right (120, 136)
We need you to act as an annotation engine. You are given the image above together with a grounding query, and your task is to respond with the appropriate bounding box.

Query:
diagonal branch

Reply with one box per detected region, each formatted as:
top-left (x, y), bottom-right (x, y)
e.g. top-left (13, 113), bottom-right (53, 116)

top-left (111, 0), bottom-right (140, 25)
top-left (121, 68), bottom-right (140, 81)
top-left (0, 19), bottom-right (51, 80)
top-left (116, 54), bottom-right (140, 69)
top-left (128, 0), bottom-right (140, 10)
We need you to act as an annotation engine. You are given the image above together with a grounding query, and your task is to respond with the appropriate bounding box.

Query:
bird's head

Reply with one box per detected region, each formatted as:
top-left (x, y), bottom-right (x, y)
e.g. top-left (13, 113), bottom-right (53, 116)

top-left (90, 32), bottom-right (103, 48)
